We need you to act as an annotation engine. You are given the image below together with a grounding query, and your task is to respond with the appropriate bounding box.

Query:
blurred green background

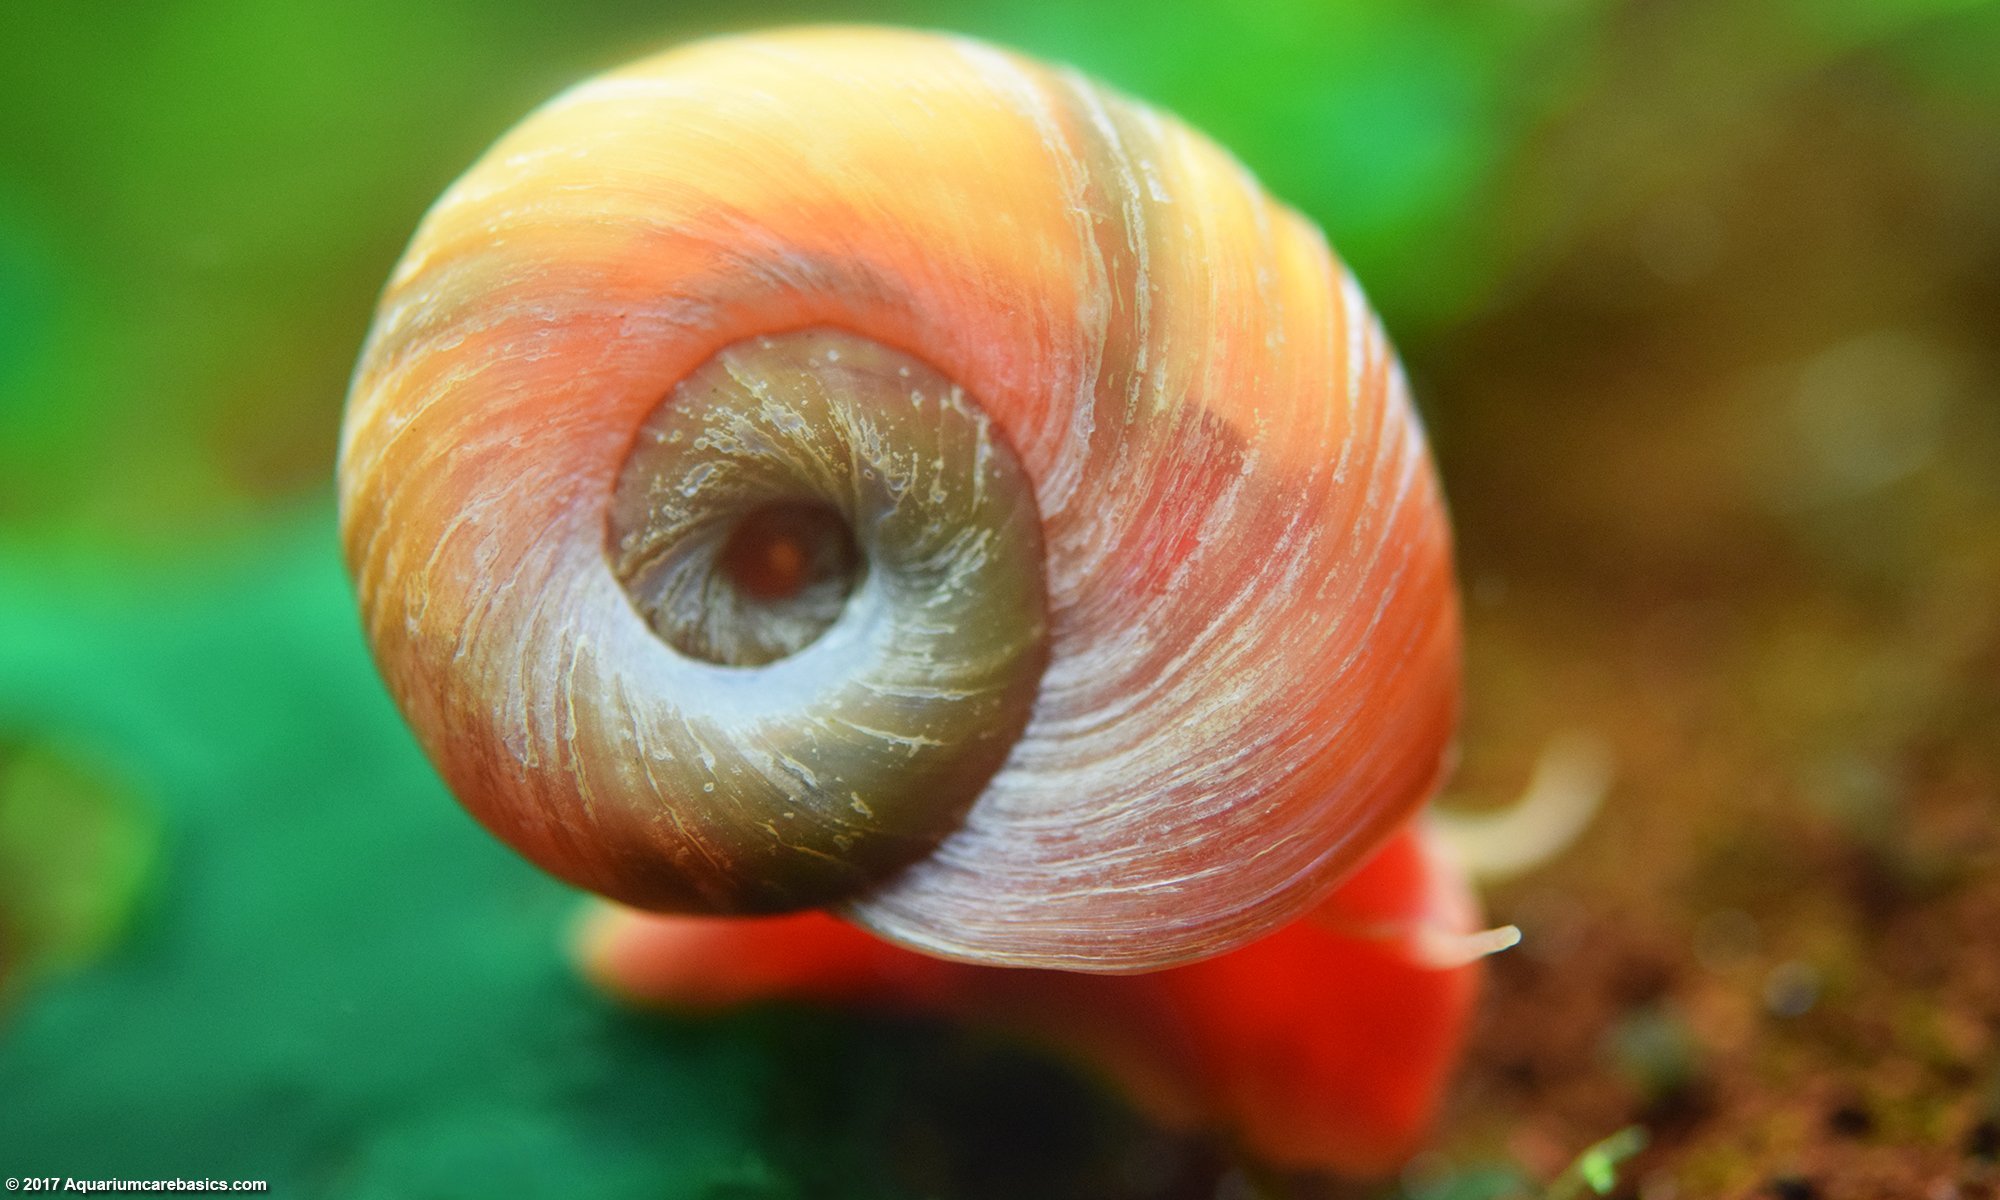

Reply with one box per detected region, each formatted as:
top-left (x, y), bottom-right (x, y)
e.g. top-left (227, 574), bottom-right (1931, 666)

top-left (3, 2), bottom-right (1998, 1197)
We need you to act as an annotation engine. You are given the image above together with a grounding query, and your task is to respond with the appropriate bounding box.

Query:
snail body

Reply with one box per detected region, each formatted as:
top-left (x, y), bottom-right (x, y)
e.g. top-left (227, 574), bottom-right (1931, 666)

top-left (585, 820), bottom-right (1489, 1174)
top-left (339, 26), bottom-right (1461, 974)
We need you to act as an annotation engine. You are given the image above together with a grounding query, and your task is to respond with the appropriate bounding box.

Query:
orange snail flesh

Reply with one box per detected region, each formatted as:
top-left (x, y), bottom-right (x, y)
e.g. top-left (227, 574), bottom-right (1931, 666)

top-left (338, 28), bottom-right (1461, 973)
top-left (583, 820), bottom-right (1489, 1174)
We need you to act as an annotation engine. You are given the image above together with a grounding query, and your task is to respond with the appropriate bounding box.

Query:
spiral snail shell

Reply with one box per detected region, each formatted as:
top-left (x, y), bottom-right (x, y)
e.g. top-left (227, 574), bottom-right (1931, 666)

top-left (338, 27), bottom-right (1460, 973)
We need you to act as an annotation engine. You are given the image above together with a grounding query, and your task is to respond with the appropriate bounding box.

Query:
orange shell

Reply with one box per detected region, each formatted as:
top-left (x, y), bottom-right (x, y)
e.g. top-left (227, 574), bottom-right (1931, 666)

top-left (337, 27), bottom-right (1462, 971)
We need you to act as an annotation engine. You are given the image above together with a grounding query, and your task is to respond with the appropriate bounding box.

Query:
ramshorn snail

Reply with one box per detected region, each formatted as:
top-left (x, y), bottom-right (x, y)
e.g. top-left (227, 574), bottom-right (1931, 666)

top-left (340, 26), bottom-right (1490, 1172)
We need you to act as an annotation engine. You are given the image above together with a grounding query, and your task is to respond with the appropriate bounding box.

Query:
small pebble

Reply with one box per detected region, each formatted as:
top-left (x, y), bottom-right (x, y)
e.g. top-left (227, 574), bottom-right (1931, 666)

top-left (1826, 1102), bottom-right (1874, 1138)
top-left (1966, 1117), bottom-right (2000, 1161)
top-left (1763, 961), bottom-right (1821, 1017)
top-left (1767, 1177), bottom-right (1819, 1200)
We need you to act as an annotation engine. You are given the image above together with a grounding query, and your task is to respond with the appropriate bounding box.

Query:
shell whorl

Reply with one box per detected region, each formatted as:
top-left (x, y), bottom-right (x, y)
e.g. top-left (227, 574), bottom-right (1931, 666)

top-left (337, 27), bottom-right (1462, 972)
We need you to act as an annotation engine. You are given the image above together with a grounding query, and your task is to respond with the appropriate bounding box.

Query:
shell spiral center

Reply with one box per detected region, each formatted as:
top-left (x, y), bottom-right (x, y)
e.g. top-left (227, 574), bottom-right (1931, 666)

top-left (599, 327), bottom-right (1052, 910)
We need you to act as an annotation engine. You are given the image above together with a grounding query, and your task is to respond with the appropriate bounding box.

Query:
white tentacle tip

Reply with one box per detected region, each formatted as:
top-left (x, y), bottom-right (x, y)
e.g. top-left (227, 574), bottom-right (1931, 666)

top-left (1435, 729), bottom-right (1615, 884)
top-left (1413, 922), bottom-right (1523, 970)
